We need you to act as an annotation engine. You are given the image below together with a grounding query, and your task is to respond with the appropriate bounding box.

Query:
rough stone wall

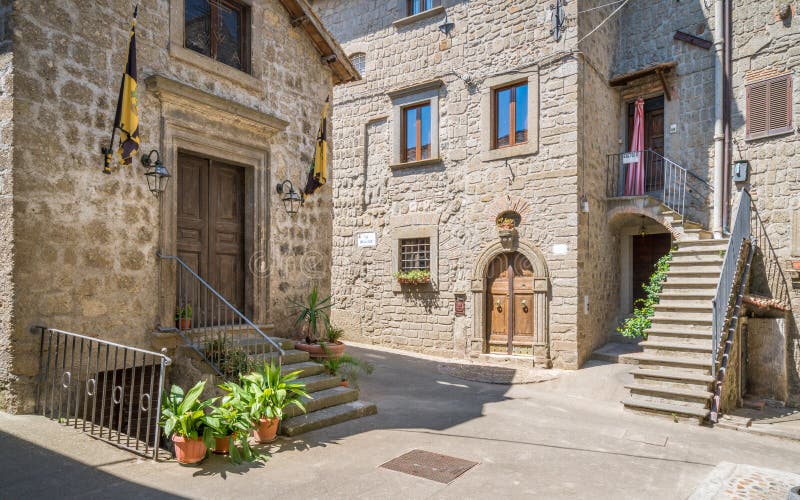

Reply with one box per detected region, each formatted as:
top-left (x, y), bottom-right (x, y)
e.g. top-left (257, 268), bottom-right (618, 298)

top-left (315, 0), bottom-right (582, 367)
top-left (730, 0), bottom-right (800, 405)
top-left (0, 0), bottom-right (14, 410)
top-left (575, 1), bottom-right (623, 365)
top-left (3, 0), bottom-right (334, 412)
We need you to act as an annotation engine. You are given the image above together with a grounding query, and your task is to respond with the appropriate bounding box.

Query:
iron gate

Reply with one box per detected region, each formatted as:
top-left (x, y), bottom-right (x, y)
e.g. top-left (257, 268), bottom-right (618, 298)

top-left (35, 327), bottom-right (172, 460)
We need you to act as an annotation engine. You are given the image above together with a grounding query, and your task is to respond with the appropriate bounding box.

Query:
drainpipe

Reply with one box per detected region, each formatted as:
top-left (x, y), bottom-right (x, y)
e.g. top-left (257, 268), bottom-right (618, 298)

top-left (722, 0), bottom-right (732, 232)
top-left (712, 0), bottom-right (725, 238)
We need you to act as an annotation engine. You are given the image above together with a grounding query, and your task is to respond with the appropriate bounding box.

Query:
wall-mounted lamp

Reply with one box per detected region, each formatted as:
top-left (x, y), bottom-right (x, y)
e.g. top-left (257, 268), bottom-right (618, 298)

top-left (276, 180), bottom-right (303, 216)
top-left (141, 150), bottom-right (171, 197)
top-left (438, 11), bottom-right (454, 36)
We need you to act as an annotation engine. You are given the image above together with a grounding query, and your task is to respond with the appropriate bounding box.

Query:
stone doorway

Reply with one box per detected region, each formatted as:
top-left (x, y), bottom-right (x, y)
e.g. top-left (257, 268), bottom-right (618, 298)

top-left (486, 252), bottom-right (536, 355)
top-left (631, 232), bottom-right (672, 307)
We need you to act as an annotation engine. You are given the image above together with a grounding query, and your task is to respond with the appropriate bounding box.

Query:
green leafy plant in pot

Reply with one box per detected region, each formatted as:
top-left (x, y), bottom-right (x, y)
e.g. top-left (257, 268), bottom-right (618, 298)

top-left (320, 350), bottom-right (374, 388)
top-left (293, 287), bottom-right (339, 358)
top-left (209, 382), bottom-right (262, 463)
top-left (175, 304), bottom-right (193, 330)
top-left (159, 381), bottom-right (216, 465)
top-left (239, 362), bottom-right (310, 443)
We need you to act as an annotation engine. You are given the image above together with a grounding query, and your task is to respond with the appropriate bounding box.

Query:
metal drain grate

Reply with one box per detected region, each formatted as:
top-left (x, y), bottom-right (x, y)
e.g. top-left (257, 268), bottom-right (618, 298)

top-left (380, 449), bottom-right (478, 484)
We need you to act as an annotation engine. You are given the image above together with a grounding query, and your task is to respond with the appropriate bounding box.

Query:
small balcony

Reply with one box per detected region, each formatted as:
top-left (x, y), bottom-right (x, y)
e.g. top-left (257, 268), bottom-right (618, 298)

top-left (606, 149), bottom-right (713, 229)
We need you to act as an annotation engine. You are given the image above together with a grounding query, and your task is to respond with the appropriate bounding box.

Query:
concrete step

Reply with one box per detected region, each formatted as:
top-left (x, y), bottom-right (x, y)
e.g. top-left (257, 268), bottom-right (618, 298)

top-left (661, 277), bottom-right (720, 289)
top-left (250, 349), bottom-right (310, 365)
top-left (299, 373), bottom-right (344, 393)
top-left (627, 353), bottom-right (712, 375)
top-left (622, 397), bottom-right (710, 423)
top-left (647, 324), bottom-right (712, 336)
top-left (281, 361), bottom-right (326, 378)
top-left (680, 229), bottom-right (714, 241)
top-left (625, 383), bottom-right (713, 402)
top-left (653, 300), bottom-right (713, 312)
top-left (646, 328), bottom-right (713, 345)
top-left (640, 340), bottom-right (712, 353)
top-left (676, 238), bottom-right (728, 248)
top-left (669, 257), bottom-right (724, 267)
top-left (283, 386), bottom-right (360, 418)
top-left (280, 400), bottom-right (378, 436)
top-left (658, 290), bottom-right (716, 301)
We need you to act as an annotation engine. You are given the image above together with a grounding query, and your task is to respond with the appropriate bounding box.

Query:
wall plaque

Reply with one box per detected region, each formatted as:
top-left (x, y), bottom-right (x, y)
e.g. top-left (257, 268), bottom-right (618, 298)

top-left (454, 297), bottom-right (465, 316)
top-left (357, 232), bottom-right (377, 247)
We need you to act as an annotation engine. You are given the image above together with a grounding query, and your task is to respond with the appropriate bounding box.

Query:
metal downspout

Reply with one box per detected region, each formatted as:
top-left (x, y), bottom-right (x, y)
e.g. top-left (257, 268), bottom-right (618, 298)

top-left (722, 0), bottom-right (732, 232)
top-left (712, 0), bottom-right (725, 238)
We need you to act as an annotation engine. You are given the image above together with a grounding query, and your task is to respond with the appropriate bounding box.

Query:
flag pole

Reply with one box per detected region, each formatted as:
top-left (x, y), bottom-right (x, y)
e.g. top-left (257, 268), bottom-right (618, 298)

top-left (102, 5), bottom-right (138, 174)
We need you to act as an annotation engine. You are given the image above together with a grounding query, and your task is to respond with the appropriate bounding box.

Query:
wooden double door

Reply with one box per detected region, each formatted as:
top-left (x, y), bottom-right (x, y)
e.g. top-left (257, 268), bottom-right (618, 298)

top-left (177, 152), bottom-right (246, 315)
top-left (486, 252), bottom-right (535, 355)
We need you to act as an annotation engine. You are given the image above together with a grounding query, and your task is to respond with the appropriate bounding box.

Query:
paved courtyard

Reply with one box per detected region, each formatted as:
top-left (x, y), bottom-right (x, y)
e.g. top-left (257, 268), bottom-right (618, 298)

top-left (1, 345), bottom-right (799, 499)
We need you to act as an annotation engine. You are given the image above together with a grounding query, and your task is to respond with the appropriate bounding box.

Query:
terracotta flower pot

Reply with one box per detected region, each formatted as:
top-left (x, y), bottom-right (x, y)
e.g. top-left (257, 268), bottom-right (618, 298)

top-left (172, 435), bottom-right (207, 465)
top-left (792, 260), bottom-right (800, 270)
top-left (253, 417), bottom-right (280, 443)
top-left (213, 435), bottom-right (231, 455)
top-left (340, 379), bottom-right (349, 388)
top-left (177, 318), bottom-right (192, 330)
top-left (295, 341), bottom-right (345, 359)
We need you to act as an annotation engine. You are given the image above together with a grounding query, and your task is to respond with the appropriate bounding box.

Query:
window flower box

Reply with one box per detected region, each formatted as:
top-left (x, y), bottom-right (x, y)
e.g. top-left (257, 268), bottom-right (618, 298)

top-left (393, 270), bottom-right (431, 285)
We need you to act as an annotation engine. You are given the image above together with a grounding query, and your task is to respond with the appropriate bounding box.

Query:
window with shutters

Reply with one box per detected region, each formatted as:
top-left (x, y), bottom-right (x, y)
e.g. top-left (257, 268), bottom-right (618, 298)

top-left (746, 74), bottom-right (793, 140)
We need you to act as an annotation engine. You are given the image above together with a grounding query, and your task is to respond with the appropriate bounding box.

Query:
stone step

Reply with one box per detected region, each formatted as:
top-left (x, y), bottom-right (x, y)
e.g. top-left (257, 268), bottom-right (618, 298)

top-left (627, 353), bottom-right (712, 375)
top-left (680, 229), bottom-right (714, 241)
top-left (647, 324), bottom-right (712, 336)
top-left (283, 386), bottom-right (360, 418)
top-left (250, 349), bottom-right (310, 365)
top-left (633, 368), bottom-right (715, 384)
top-left (650, 312), bottom-right (712, 325)
top-left (658, 290), bottom-right (716, 301)
top-left (661, 277), bottom-right (720, 288)
top-left (667, 268), bottom-right (722, 278)
top-left (622, 397), bottom-right (710, 422)
top-left (298, 373), bottom-right (344, 393)
top-left (625, 383), bottom-right (713, 402)
top-left (646, 328), bottom-right (713, 345)
top-left (280, 400), bottom-right (378, 436)
top-left (676, 238), bottom-right (728, 248)
top-left (281, 361), bottom-right (325, 378)
top-left (669, 257), bottom-right (724, 267)
top-left (640, 340), bottom-right (713, 353)
top-left (653, 300), bottom-right (713, 312)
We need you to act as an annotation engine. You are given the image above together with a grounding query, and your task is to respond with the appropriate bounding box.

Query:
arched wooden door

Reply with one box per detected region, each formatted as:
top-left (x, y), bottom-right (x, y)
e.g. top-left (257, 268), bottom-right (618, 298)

top-left (486, 252), bottom-right (535, 355)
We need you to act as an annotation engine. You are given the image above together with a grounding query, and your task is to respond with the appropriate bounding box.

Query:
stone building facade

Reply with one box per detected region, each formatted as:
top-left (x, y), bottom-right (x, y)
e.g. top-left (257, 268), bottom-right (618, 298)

top-left (0, 0), bottom-right (356, 412)
top-left (315, 0), bottom-right (800, 403)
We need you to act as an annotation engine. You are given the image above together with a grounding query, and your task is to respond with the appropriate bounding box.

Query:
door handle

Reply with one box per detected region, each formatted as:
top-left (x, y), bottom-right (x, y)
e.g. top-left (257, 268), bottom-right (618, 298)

top-left (521, 299), bottom-right (528, 312)
top-left (495, 299), bottom-right (502, 311)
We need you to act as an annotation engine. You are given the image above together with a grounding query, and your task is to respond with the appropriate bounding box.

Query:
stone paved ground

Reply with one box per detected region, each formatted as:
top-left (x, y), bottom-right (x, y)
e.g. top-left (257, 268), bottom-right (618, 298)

top-left (1, 346), bottom-right (799, 499)
top-left (688, 462), bottom-right (800, 500)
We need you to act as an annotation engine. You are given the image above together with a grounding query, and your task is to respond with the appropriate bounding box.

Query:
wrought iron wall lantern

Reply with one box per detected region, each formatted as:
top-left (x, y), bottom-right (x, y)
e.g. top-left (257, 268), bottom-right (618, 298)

top-left (141, 149), bottom-right (171, 197)
top-left (276, 179), bottom-right (304, 216)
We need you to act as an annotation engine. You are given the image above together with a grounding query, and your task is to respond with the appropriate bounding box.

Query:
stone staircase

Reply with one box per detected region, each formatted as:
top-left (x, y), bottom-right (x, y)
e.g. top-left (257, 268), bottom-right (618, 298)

top-left (623, 238), bottom-right (728, 423)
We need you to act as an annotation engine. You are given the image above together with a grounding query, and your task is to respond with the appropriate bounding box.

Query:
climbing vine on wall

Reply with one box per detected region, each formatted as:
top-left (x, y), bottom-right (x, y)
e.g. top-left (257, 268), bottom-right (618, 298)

top-left (617, 252), bottom-right (673, 339)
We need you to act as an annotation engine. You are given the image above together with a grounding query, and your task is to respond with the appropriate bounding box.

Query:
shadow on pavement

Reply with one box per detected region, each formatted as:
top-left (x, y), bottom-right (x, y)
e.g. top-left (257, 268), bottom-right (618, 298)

top-left (0, 429), bottom-right (185, 499)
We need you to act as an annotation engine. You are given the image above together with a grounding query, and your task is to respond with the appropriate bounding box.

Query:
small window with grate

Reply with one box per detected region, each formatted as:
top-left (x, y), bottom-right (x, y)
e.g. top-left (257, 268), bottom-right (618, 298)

top-left (399, 238), bottom-right (431, 272)
top-left (746, 74), bottom-right (793, 140)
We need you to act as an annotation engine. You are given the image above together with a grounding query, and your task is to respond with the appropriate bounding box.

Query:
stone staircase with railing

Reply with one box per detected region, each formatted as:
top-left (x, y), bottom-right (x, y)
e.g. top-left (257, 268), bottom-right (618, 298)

top-left (622, 238), bottom-right (728, 423)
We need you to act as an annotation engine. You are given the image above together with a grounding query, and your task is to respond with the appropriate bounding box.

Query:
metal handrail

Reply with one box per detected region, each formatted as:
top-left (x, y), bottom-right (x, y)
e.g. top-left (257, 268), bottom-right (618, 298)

top-left (711, 190), bottom-right (751, 375)
top-left (751, 205), bottom-right (791, 308)
top-left (35, 327), bottom-right (171, 460)
top-left (606, 149), bottom-right (713, 227)
top-left (158, 253), bottom-right (284, 378)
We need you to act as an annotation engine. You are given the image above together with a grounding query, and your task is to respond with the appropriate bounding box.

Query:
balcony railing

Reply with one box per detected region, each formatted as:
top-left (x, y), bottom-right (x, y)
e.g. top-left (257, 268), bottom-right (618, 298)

top-left (607, 150), bottom-right (713, 227)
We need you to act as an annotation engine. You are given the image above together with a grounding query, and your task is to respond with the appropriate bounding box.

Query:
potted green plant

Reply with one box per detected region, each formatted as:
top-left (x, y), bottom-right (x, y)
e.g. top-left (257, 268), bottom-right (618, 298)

top-left (159, 381), bottom-right (216, 465)
top-left (204, 339), bottom-right (251, 379)
top-left (393, 269), bottom-right (431, 285)
top-left (239, 362), bottom-right (310, 443)
top-left (293, 287), bottom-right (336, 358)
top-left (209, 382), bottom-right (259, 463)
top-left (175, 304), bottom-right (193, 330)
top-left (321, 352), bottom-right (374, 388)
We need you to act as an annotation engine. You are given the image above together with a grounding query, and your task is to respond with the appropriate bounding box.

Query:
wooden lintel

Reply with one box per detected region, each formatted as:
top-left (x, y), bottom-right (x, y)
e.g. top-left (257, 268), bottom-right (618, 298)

top-left (609, 61), bottom-right (677, 87)
top-left (290, 15), bottom-right (308, 27)
top-left (656, 69), bottom-right (671, 101)
top-left (673, 30), bottom-right (713, 50)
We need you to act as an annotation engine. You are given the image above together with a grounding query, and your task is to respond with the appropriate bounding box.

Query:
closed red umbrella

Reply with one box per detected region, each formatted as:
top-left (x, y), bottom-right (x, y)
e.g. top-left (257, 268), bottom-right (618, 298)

top-left (624, 98), bottom-right (645, 196)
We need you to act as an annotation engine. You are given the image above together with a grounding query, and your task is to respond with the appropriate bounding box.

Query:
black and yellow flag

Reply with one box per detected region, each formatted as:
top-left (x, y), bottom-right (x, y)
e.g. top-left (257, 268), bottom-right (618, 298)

top-left (303, 98), bottom-right (329, 196)
top-left (104, 7), bottom-right (140, 173)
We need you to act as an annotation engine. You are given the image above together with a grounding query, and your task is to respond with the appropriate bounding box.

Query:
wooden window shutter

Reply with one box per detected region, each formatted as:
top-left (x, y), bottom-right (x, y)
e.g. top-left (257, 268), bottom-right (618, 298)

top-left (747, 74), bottom-right (793, 140)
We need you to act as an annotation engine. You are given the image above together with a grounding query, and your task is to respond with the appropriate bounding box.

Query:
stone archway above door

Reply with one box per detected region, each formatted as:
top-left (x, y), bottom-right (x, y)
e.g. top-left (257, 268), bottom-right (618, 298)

top-left (470, 239), bottom-right (551, 367)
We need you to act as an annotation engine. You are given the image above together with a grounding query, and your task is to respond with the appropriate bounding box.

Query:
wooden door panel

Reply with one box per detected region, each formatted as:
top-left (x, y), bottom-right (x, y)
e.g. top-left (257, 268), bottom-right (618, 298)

top-left (208, 162), bottom-right (245, 312)
top-left (176, 154), bottom-right (208, 276)
top-left (486, 252), bottom-right (539, 355)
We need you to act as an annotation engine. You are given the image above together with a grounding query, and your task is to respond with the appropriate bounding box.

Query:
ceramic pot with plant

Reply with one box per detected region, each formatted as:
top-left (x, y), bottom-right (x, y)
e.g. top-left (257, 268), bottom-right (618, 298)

top-left (293, 287), bottom-right (333, 357)
top-left (393, 269), bottom-right (431, 285)
top-left (321, 351), bottom-right (374, 388)
top-left (175, 305), bottom-right (193, 330)
top-left (240, 362), bottom-right (309, 443)
top-left (159, 381), bottom-right (216, 465)
top-left (209, 383), bottom-right (260, 463)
